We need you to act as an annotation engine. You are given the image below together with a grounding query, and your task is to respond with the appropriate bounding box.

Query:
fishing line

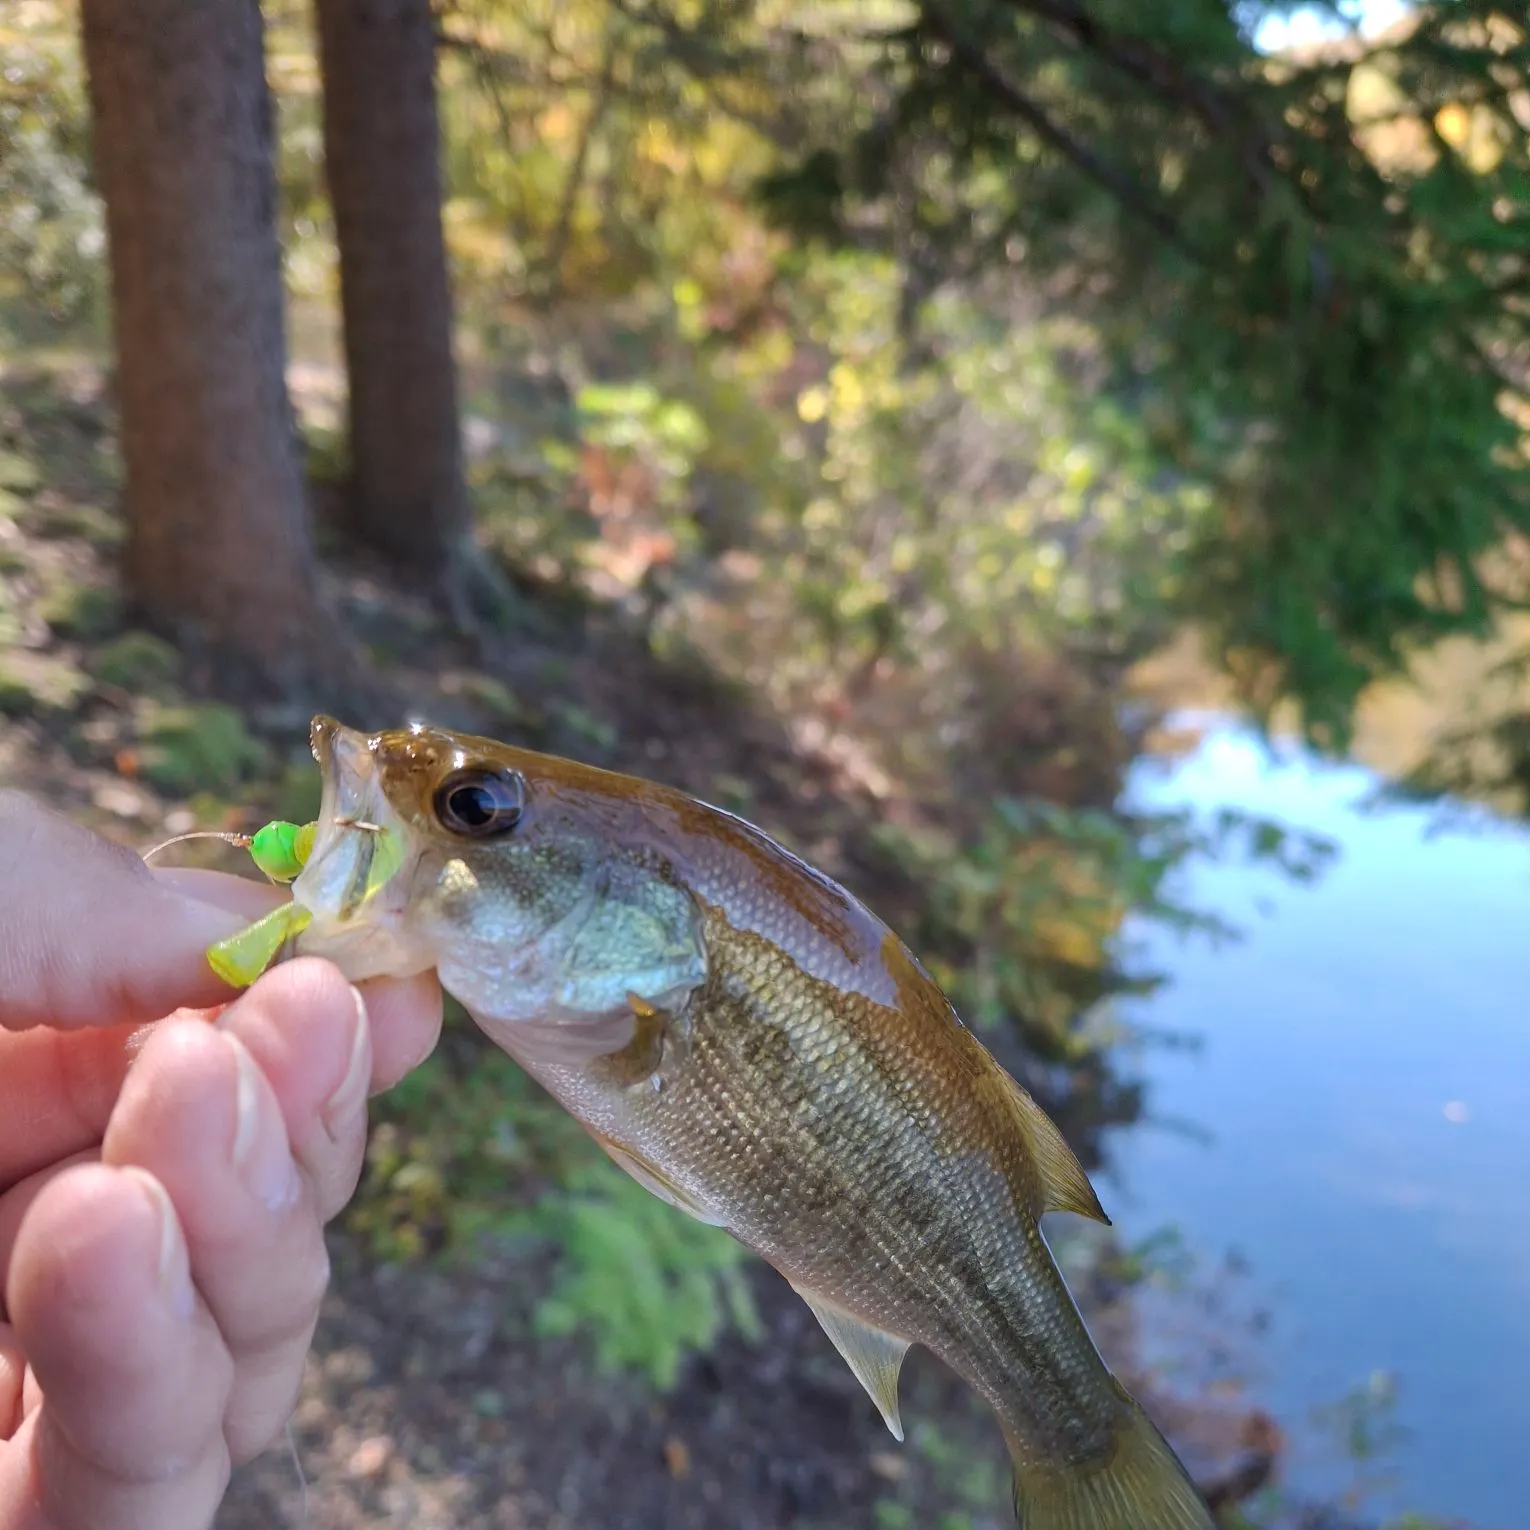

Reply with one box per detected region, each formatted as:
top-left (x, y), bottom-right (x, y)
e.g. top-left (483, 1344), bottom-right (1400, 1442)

top-left (286, 1418), bottom-right (311, 1527)
top-left (141, 829), bottom-right (253, 864)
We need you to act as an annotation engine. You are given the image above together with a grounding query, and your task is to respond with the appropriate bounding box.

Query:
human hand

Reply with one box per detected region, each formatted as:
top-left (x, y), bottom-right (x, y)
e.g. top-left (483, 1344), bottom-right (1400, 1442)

top-left (0, 792), bottom-right (444, 1530)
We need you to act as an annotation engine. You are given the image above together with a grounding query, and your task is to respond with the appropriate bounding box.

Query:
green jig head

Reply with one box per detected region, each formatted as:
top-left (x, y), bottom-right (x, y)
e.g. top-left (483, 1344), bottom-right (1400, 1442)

top-left (248, 820), bottom-right (317, 884)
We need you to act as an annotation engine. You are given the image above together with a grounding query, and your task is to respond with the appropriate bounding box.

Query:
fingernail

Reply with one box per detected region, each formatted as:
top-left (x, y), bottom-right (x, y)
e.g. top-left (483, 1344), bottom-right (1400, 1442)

top-left (322, 987), bottom-right (372, 1141)
top-left (229, 1036), bottom-right (302, 1213)
top-left (121, 1166), bottom-right (196, 1320)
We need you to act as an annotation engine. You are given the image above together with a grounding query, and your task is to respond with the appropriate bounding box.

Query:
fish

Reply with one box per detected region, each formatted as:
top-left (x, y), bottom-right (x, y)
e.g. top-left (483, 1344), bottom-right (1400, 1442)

top-left (287, 715), bottom-right (1216, 1530)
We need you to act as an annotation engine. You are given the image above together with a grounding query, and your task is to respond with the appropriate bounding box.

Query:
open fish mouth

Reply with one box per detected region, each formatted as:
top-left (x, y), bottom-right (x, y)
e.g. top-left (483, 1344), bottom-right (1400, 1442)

top-left (302, 717), bottom-right (407, 918)
top-left (289, 717), bottom-right (434, 982)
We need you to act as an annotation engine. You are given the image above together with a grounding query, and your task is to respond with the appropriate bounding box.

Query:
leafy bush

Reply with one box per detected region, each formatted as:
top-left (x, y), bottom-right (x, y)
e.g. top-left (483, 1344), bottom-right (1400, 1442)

top-left (0, 10), bottom-right (103, 333)
top-left (352, 1015), bottom-right (761, 1390)
top-left (93, 630), bottom-right (182, 694)
top-left (877, 795), bottom-right (1335, 1057)
top-left (525, 1160), bottom-right (761, 1391)
top-left (133, 701), bottom-right (271, 794)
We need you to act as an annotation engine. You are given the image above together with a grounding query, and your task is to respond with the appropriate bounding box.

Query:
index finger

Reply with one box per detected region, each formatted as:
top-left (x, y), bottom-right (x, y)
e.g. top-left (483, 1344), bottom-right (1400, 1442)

top-left (0, 792), bottom-right (285, 1034)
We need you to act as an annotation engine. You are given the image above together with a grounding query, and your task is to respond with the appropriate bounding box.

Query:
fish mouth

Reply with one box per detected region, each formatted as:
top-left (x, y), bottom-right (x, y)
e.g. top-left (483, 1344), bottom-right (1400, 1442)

top-left (289, 717), bottom-right (431, 981)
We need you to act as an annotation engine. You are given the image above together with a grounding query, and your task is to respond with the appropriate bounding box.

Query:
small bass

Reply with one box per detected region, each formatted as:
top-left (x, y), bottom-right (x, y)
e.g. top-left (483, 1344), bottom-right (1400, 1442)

top-left (280, 717), bottom-right (1215, 1530)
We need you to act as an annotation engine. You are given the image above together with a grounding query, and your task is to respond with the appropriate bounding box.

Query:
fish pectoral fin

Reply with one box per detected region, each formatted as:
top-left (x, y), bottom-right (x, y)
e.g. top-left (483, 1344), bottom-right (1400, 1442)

top-left (589, 1132), bottom-right (727, 1227)
top-left (469, 986), bottom-right (686, 1074)
top-left (996, 1072), bottom-right (1110, 1225)
top-left (791, 1286), bottom-right (910, 1442)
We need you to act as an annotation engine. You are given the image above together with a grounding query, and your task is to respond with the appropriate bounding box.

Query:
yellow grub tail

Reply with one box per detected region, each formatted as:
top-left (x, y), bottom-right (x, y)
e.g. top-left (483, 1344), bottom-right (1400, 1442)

top-left (1005, 1389), bottom-right (1217, 1530)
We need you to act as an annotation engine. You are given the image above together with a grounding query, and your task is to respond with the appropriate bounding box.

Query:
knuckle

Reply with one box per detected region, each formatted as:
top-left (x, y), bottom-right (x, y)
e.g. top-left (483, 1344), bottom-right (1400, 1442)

top-left (278, 1235), bottom-right (332, 1340)
top-left (297, 1235), bottom-right (333, 1317)
top-left (316, 1130), bottom-right (370, 1223)
top-left (223, 1227), bottom-right (331, 1358)
top-left (276, 1230), bottom-right (333, 1338)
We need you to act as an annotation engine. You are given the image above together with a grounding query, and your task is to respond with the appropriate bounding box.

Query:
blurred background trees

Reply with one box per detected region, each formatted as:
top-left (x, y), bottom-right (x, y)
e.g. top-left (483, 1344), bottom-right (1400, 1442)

top-left (314, 0), bottom-right (474, 599)
top-left (1, 3), bottom-right (1527, 1522)
top-left (757, 0), bottom-right (1529, 746)
top-left (41, 0), bottom-right (1530, 771)
top-left (77, 0), bottom-right (329, 691)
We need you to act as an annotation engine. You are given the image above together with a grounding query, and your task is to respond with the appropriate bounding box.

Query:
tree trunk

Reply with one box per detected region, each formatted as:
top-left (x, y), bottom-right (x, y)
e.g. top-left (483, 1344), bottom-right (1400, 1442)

top-left (314, 0), bottom-right (471, 588)
top-left (79, 0), bottom-right (331, 695)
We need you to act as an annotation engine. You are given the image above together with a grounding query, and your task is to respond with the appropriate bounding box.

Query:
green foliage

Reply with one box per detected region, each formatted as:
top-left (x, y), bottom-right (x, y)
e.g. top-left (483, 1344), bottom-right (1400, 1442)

top-left (1315, 1371), bottom-right (1407, 1474)
top-left (93, 631), bottom-right (182, 695)
top-left (0, 649), bottom-right (86, 715)
top-left (0, 9), bottom-right (102, 334)
top-left (525, 1159), bottom-right (761, 1391)
top-left (11, 0), bottom-right (1530, 770)
top-left (352, 1016), bottom-right (760, 1390)
top-left (349, 1031), bottom-right (587, 1260)
top-left (1103, 1223), bottom-right (1197, 1292)
top-left (875, 798), bottom-right (1183, 1051)
top-left (578, 381), bottom-right (709, 498)
top-left (258, 0), bottom-right (1530, 792)
top-left (0, 450), bottom-right (42, 495)
top-left (269, 755), bottom-right (324, 826)
top-left (752, 0), bottom-right (1530, 746)
top-left (874, 792), bottom-right (1334, 1055)
top-left (911, 1419), bottom-right (1004, 1509)
top-left (38, 578), bottom-right (119, 639)
top-left (132, 701), bottom-right (271, 795)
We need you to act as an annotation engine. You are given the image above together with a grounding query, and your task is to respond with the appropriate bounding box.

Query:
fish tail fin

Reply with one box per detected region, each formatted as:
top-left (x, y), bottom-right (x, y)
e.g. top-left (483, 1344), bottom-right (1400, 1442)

top-left (1003, 1387), bottom-right (1216, 1530)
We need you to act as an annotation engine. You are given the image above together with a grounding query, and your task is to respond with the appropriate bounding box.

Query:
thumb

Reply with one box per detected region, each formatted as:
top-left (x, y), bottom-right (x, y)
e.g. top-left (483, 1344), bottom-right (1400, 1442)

top-left (0, 792), bottom-right (285, 1033)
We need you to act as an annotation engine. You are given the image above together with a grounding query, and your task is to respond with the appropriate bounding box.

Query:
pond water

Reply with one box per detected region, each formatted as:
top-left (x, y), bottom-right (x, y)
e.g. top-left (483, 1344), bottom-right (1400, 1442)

top-left (1106, 718), bottom-right (1530, 1530)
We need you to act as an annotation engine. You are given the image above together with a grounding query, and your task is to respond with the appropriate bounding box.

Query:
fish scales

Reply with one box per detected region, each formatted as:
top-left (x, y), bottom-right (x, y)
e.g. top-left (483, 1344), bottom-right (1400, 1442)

top-left (495, 902), bottom-right (1130, 1467)
top-left (282, 717), bottom-right (1219, 1530)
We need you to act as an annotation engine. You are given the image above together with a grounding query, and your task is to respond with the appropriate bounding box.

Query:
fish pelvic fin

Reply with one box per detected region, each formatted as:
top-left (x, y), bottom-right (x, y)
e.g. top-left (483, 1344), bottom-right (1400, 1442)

top-left (995, 1071), bottom-right (1110, 1225)
top-left (465, 1003), bottom-right (638, 1067)
top-left (791, 1285), bottom-right (909, 1441)
top-left (588, 1132), bottom-right (728, 1227)
top-left (1004, 1385), bottom-right (1215, 1530)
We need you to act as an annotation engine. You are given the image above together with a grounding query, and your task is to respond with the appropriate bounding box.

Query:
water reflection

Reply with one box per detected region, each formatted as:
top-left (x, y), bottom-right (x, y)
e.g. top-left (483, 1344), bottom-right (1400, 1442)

top-left (1110, 718), bottom-right (1530, 1530)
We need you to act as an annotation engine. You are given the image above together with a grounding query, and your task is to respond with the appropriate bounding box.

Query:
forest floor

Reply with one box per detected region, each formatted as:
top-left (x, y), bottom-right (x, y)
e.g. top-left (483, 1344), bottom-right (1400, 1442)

top-left (1, 359), bottom-right (1298, 1529)
top-left (212, 1227), bottom-right (1281, 1530)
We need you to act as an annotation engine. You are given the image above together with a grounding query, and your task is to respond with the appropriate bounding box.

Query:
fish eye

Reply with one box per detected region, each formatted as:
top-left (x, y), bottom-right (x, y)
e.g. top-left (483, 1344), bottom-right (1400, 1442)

top-left (433, 767), bottom-right (525, 838)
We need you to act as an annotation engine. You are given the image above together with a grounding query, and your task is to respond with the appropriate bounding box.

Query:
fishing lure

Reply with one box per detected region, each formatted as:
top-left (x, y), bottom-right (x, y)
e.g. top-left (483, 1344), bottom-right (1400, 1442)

top-left (144, 818), bottom-right (321, 988)
top-left (206, 815), bottom-right (405, 989)
top-left (248, 819), bottom-right (316, 884)
top-left (205, 900), bottom-right (314, 988)
top-left (204, 819), bottom-right (320, 986)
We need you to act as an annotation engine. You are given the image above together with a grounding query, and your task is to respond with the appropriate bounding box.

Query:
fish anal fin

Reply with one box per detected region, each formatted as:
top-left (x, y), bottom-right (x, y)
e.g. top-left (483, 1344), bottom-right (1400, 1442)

top-left (791, 1285), bottom-right (910, 1442)
top-left (589, 1131), bottom-right (727, 1227)
top-left (996, 1072), bottom-right (1110, 1225)
top-left (1003, 1386), bottom-right (1215, 1530)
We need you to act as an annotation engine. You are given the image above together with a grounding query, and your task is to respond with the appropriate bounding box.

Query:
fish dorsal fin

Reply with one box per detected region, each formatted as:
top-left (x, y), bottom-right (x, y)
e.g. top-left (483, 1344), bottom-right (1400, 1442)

top-left (791, 1285), bottom-right (910, 1441)
top-left (996, 1072), bottom-right (1111, 1225)
top-left (589, 1132), bottom-right (728, 1227)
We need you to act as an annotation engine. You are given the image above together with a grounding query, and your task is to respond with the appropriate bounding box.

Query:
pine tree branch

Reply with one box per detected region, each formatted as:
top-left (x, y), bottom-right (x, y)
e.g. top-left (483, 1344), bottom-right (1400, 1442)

top-left (995, 0), bottom-right (1247, 142)
top-left (920, 5), bottom-right (1197, 257)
